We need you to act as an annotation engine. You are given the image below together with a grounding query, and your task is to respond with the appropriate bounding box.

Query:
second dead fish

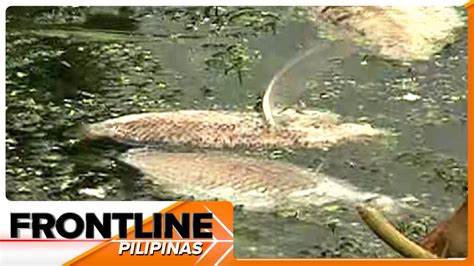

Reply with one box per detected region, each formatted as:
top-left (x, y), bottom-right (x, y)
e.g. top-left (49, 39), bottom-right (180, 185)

top-left (120, 149), bottom-right (403, 214)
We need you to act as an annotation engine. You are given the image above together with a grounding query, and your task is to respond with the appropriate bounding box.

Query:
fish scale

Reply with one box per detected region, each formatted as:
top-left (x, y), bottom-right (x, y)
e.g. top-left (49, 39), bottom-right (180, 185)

top-left (120, 149), bottom-right (401, 213)
top-left (85, 109), bottom-right (385, 150)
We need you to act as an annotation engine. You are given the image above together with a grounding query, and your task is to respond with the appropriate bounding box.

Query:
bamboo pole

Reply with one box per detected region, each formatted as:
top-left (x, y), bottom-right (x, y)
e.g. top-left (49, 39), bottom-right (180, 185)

top-left (356, 204), bottom-right (438, 259)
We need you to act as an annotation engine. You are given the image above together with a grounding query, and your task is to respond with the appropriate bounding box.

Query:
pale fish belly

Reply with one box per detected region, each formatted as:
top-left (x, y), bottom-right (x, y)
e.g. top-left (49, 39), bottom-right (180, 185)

top-left (84, 109), bottom-right (385, 150)
top-left (120, 149), bottom-right (400, 213)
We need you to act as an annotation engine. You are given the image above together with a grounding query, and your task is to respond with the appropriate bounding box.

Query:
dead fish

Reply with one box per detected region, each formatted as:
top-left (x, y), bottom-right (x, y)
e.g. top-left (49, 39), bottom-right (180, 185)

top-left (84, 109), bottom-right (385, 150)
top-left (311, 6), bottom-right (464, 61)
top-left (120, 148), bottom-right (401, 214)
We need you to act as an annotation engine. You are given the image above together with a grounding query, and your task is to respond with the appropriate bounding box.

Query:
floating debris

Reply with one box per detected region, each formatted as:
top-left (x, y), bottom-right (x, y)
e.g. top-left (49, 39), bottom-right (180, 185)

top-left (84, 109), bottom-right (386, 150)
top-left (78, 187), bottom-right (106, 199)
top-left (311, 6), bottom-right (465, 61)
top-left (121, 149), bottom-right (403, 213)
top-left (398, 93), bottom-right (422, 102)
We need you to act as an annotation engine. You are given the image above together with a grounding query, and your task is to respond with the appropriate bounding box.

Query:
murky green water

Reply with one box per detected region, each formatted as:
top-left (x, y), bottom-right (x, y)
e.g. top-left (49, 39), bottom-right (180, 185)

top-left (6, 7), bottom-right (467, 258)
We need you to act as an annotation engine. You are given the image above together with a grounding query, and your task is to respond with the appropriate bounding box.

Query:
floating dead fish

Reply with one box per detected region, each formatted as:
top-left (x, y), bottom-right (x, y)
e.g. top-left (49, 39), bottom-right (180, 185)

top-left (85, 109), bottom-right (385, 150)
top-left (120, 149), bottom-right (402, 214)
top-left (311, 6), bottom-right (464, 61)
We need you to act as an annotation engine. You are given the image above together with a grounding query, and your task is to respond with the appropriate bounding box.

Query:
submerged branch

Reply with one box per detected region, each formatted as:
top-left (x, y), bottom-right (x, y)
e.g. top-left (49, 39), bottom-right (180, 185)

top-left (356, 204), bottom-right (437, 259)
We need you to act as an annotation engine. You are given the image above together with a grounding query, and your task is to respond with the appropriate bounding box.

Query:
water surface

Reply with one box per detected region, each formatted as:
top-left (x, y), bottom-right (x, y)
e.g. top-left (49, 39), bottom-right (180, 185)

top-left (5, 7), bottom-right (467, 257)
